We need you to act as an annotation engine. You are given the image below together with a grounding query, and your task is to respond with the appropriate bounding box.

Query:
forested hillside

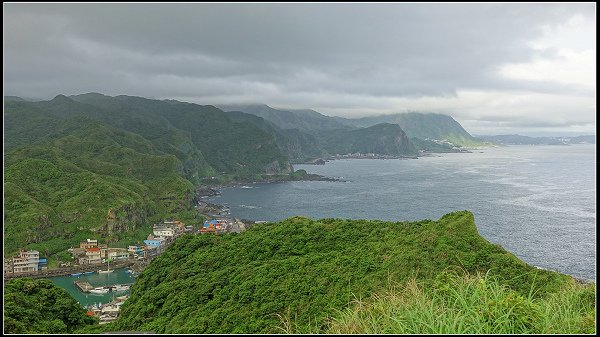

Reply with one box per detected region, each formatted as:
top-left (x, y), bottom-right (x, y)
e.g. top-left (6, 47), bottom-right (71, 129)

top-left (4, 278), bottom-right (98, 333)
top-left (111, 211), bottom-right (574, 333)
top-left (319, 123), bottom-right (418, 156)
top-left (4, 94), bottom-right (292, 257)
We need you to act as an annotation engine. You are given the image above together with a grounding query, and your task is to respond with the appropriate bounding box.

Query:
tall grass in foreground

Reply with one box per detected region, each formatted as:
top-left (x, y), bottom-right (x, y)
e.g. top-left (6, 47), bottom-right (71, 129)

top-left (281, 271), bottom-right (596, 334)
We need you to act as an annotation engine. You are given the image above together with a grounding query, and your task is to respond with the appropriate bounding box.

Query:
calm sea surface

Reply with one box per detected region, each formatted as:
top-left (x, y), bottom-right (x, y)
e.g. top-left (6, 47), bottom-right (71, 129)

top-left (49, 268), bottom-right (136, 307)
top-left (209, 145), bottom-right (596, 281)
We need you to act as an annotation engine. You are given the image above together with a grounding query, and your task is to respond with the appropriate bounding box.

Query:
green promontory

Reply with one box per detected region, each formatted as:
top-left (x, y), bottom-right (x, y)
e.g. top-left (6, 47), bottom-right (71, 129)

top-left (112, 211), bottom-right (574, 334)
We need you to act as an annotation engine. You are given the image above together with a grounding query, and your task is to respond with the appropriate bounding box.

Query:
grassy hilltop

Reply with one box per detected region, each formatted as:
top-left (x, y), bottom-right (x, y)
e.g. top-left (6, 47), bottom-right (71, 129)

top-left (102, 211), bottom-right (594, 334)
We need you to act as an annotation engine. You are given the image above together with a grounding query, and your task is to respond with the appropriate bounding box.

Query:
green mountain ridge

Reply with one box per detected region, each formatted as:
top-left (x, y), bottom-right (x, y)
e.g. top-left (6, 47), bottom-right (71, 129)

top-left (344, 112), bottom-right (488, 147)
top-left (223, 110), bottom-right (327, 163)
top-left (219, 105), bottom-right (423, 161)
top-left (217, 103), bottom-right (353, 133)
top-left (219, 104), bottom-right (490, 149)
top-left (320, 123), bottom-right (418, 156)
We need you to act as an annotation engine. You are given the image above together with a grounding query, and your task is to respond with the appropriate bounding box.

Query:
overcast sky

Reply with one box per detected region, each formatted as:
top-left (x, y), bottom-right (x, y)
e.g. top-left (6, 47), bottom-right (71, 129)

top-left (4, 3), bottom-right (596, 135)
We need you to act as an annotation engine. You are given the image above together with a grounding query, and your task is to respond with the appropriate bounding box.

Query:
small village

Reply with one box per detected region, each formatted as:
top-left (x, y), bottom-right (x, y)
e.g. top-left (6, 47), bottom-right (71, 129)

top-left (4, 204), bottom-right (252, 324)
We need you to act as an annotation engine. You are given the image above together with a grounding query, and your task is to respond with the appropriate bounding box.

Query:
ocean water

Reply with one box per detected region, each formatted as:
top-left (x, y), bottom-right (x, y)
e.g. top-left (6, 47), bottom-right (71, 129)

top-left (209, 145), bottom-right (596, 281)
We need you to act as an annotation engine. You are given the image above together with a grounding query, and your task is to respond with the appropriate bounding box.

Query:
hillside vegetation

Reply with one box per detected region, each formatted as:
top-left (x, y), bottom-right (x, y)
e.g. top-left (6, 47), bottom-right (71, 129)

top-left (319, 123), bottom-right (418, 156)
top-left (111, 211), bottom-right (578, 334)
top-left (4, 278), bottom-right (98, 334)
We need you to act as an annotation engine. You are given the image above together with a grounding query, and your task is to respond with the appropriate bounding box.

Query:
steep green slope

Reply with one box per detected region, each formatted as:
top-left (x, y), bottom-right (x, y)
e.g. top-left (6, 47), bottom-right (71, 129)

top-left (346, 112), bottom-right (488, 147)
top-left (112, 211), bottom-right (568, 334)
top-left (4, 278), bottom-right (98, 333)
top-left (320, 123), bottom-right (418, 156)
top-left (70, 94), bottom-right (291, 176)
top-left (4, 119), bottom-right (195, 256)
top-left (225, 110), bottom-right (327, 162)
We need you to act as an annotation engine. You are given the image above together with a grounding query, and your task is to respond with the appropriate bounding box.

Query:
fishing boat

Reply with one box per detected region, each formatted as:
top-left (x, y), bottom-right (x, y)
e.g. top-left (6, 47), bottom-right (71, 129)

top-left (114, 284), bottom-right (130, 292)
top-left (71, 272), bottom-right (82, 276)
top-left (89, 287), bottom-right (109, 294)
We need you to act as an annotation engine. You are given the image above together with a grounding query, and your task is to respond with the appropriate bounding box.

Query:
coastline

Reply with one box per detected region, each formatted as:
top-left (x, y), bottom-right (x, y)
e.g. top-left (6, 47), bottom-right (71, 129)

top-left (198, 172), bottom-right (342, 192)
top-left (299, 149), bottom-right (477, 165)
top-left (195, 172), bottom-right (343, 226)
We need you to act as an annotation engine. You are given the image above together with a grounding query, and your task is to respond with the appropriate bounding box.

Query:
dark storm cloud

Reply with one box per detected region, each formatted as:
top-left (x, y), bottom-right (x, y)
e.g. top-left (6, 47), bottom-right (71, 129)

top-left (3, 3), bottom-right (596, 134)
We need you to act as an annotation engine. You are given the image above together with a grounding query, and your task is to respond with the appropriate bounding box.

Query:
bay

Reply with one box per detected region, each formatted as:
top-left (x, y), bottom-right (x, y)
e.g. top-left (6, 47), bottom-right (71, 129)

top-left (209, 145), bottom-right (596, 281)
top-left (48, 268), bottom-right (136, 308)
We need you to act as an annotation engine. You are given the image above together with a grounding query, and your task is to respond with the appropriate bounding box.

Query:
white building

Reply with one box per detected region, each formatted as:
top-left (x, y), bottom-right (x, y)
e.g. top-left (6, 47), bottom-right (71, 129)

top-left (153, 226), bottom-right (175, 238)
top-left (8, 250), bottom-right (40, 273)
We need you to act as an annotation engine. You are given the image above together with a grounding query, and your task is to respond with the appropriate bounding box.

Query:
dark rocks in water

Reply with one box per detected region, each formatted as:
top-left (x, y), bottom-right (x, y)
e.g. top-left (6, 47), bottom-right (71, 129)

top-left (197, 187), bottom-right (220, 197)
top-left (302, 158), bottom-right (326, 165)
top-left (302, 173), bottom-right (342, 182)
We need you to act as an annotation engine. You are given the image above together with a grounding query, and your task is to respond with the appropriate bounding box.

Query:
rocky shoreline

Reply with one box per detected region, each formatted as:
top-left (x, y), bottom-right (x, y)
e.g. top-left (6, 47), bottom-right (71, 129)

top-left (195, 172), bottom-right (342, 224)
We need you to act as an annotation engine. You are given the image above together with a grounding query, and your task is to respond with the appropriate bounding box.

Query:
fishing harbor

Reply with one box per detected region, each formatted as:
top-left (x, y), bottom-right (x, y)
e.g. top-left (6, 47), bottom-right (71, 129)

top-left (49, 268), bottom-right (136, 307)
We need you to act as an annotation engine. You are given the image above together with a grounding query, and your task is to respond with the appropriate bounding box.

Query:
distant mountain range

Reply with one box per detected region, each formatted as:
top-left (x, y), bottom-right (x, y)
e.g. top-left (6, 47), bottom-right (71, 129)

top-left (218, 104), bottom-right (490, 152)
top-left (218, 104), bottom-right (353, 133)
top-left (341, 112), bottom-right (485, 147)
top-left (477, 134), bottom-right (596, 145)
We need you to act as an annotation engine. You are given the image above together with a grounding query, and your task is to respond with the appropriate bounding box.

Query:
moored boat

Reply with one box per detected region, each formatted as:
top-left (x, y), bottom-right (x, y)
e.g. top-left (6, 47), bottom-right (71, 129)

top-left (89, 287), bottom-right (109, 294)
top-left (114, 284), bottom-right (130, 292)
